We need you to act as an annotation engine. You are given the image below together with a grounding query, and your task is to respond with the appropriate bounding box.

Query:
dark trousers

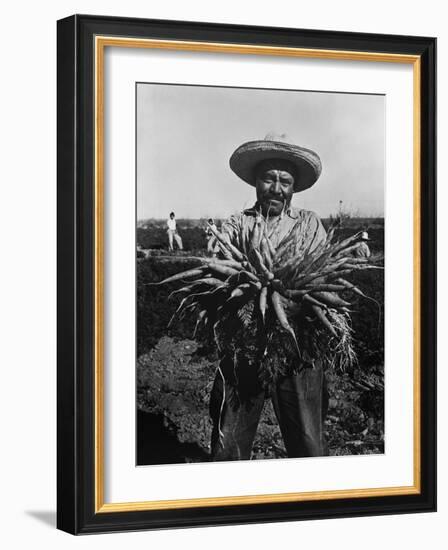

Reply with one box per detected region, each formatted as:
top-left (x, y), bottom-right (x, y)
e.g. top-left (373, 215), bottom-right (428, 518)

top-left (210, 360), bottom-right (328, 460)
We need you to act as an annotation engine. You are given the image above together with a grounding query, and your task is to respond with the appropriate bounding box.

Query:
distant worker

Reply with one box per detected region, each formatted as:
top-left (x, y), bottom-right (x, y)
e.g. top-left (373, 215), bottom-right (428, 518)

top-left (205, 218), bottom-right (219, 256)
top-left (353, 231), bottom-right (371, 258)
top-left (166, 212), bottom-right (183, 251)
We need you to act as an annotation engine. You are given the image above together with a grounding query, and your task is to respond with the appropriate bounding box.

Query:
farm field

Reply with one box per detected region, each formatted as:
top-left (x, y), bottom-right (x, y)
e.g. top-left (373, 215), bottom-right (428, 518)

top-left (136, 218), bottom-right (385, 464)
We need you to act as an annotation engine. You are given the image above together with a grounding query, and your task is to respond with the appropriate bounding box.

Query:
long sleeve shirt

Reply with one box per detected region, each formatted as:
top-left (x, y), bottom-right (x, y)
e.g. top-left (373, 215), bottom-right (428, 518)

top-left (167, 218), bottom-right (177, 231)
top-left (220, 204), bottom-right (326, 256)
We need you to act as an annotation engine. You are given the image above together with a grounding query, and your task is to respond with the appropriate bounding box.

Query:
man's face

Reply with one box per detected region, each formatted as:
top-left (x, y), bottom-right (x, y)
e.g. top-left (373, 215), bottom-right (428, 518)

top-left (255, 159), bottom-right (296, 216)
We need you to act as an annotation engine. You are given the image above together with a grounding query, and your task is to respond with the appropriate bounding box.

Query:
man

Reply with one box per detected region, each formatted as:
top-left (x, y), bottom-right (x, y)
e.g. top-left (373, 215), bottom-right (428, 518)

top-left (205, 218), bottom-right (219, 256)
top-left (353, 231), bottom-right (371, 258)
top-left (166, 212), bottom-right (183, 251)
top-left (209, 133), bottom-right (328, 461)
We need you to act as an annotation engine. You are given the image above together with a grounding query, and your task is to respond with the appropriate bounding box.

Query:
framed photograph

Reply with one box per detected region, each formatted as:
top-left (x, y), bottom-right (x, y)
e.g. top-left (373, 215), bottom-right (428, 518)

top-left (57, 14), bottom-right (436, 534)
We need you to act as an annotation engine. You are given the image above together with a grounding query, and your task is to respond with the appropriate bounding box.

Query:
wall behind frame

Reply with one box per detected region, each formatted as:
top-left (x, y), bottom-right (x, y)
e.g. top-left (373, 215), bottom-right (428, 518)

top-left (0, 0), bottom-right (443, 548)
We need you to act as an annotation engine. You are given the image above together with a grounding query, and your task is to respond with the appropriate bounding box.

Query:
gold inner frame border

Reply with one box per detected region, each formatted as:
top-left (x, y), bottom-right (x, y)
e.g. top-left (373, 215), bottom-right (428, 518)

top-left (94, 35), bottom-right (421, 513)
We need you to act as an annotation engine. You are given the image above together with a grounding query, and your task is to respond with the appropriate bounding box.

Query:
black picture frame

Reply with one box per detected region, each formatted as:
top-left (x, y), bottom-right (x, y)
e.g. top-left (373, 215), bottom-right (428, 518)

top-left (57, 14), bottom-right (436, 535)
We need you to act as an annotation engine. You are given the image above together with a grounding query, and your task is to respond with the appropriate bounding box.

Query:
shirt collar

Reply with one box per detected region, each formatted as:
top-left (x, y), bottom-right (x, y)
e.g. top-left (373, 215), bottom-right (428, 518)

top-left (243, 203), bottom-right (300, 220)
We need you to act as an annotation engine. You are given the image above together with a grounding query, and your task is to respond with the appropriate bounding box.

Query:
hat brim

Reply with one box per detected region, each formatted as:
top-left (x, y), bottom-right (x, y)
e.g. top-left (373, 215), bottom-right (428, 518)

top-left (229, 140), bottom-right (322, 192)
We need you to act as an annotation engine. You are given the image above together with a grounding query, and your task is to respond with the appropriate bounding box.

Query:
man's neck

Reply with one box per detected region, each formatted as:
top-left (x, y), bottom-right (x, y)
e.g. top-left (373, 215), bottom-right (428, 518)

top-left (254, 201), bottom-right (292, 219)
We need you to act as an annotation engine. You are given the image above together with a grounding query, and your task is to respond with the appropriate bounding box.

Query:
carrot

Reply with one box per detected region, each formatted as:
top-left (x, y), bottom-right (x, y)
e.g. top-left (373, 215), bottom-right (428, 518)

top-left (250, 217), bottom-right (262, 251)
top-left (330, 231), bottom-right (363, 255)
top-left (167, 284), bottom-right (195, 300)
top-left (263, 228), bottom-right (276, 258)
top-left (271, 290), bottom-right (300, 354)
top-left (243, 269), bottom-right (263, 284)
top-left (300, 249), bottom-right (333, 275)
top-left (259, 286), bottom-right (268, 321)
top-left (335, 278), bottom-right (370, 298)
top-left (311, 291), bottom-right (351, 308)
top-left (294, 232), bottom-right (330, 275)
top-left (224, 288), bottom-right (254, 311)
top-left (325, 224), bottom-right (337, 244)
top-left (230, 283), bottom-right (252, 299)
top-left (303, 294), bottom-right (329, 309)
top-left (216, 241), bottom-right (234, 261)
top-left (283, 289), bottom-right (308, 299)
top-left (241, 260), bottom-right (258, 276)
top-left (226, 270), bottom-right (261, 288)
top-left (293, 271), bottom-right (323, 287)
top-left (145, 267), bottom-right (206, 286)
top-left (335, 278), bottom-right (381, 327)
top-left (260, 238), bottom-right (273, 271)
top-left (227, 242), bottom-right (246, 263)
top-left (190, 277), bottom-right (225, 287)
top-left (338, 262), bottom-right (380, 270)
top-left (274, 240), bottom-right (296, 265)
top-left (202, 258), bottom-right (244, 270)
top-left (192, 310), bottom-right (207, 337)
top-left (274, 252), bottom-right (302, 279)
top-left (338, 257), bottom-right (369, 265)
top-left (207, 223), bottom-right (245, 262)
top-left (311, 305), bottom-right (338, 337)
top-left (304, 284), bottom-right (347, 292)
top-left (253, 250), bottom-right (274, 281)
top-left (208, 263), bottom-right (240, 279)
top-left (245, 281), bottom-right (260, 294)
top-left (275, 223), bottom-right (298, 255)
top-left (327, 256), bottom-right (354, 269)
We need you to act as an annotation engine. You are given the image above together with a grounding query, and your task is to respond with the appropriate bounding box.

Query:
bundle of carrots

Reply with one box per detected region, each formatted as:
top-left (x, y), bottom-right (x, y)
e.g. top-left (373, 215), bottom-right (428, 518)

top-left (147, 217), bottom-right (382, 377)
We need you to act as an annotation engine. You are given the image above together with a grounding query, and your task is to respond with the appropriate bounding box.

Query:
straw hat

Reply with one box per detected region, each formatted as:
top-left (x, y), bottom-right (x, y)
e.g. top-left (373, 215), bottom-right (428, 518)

top-left (229, 133), bottom-right (322, 193)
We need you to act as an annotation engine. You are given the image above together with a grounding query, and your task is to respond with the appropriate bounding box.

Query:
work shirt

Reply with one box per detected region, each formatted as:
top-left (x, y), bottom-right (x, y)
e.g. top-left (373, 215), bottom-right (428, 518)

top-left (221, 204), bottom-right (326, 255)
top-left (352, 241), bottom-right (371, 258)
top-left (167, 218), bottom-right (177, 231)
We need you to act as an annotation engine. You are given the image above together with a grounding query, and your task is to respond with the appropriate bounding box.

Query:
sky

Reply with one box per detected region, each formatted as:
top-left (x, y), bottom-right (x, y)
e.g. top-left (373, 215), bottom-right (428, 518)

top-left (137, 83), bottom-right (384, 220)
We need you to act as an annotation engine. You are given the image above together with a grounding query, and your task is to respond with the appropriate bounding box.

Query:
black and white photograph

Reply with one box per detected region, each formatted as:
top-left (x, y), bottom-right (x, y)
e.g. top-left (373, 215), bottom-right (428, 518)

top-left (136, 83), bottom-right (385, 465)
